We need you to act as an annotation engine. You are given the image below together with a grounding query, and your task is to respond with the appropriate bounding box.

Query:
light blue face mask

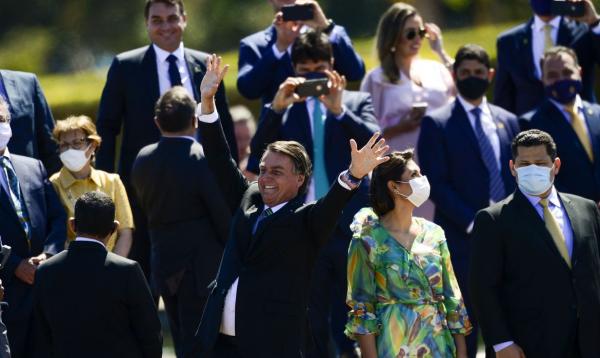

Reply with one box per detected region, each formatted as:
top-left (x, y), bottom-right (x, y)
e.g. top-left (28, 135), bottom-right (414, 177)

top-left (0, 122), bottom-right (11, 151)
top-left (516, 164), bottom-right (554, 196)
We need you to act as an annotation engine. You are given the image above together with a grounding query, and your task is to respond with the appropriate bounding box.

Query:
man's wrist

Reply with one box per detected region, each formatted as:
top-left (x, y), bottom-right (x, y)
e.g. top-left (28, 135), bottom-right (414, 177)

top-left (200, 98), bottom-right (216, 115)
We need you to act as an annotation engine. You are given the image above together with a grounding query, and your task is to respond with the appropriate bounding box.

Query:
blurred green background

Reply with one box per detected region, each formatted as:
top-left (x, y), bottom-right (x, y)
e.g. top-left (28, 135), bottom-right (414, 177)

top-left (0, 0), bottom-right (536, 120)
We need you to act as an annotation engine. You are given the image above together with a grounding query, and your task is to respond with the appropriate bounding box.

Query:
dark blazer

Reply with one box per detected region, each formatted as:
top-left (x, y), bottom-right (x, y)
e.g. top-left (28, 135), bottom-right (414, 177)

top-left (520, 99), bottom-right (600, 202)
top-left (96, 45), bottom-right (237, 185)
top-left (469, 190), bottom-right (600, 358)
top-left (237, 25), bottom-right (365, 104)
top-left (0, 154), bottom-right (65, 356)
top-left (248, 91), bottom-right (379, 237)
top-left (190, 117), bottom-right (356, 357)
top-left (130, 137), bottom-right (231, 295)
top-left (32, 240), bottom-right (162, 358)
top-left (0, 70), bottom-right (60, 174)
top-left (494, 17), bottom-right (600, 115)
top-left (418, 100), bottom-right (519, 254)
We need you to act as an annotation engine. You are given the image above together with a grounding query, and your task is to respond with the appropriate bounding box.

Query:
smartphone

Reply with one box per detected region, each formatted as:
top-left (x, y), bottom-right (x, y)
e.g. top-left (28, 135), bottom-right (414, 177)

top-left (551, 0), bottom-right (586, 17)
top-left (295, 78), bottom-right (330, 97)
top-left (281, 4), bottom-right (314, 21)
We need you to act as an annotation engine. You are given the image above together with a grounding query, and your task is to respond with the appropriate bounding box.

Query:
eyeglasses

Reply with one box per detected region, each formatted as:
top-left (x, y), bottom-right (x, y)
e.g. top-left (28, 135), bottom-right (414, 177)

top-left (59, 137), bottom-right (89, 152)
top-left (405, 27), bottom-right (427, 41)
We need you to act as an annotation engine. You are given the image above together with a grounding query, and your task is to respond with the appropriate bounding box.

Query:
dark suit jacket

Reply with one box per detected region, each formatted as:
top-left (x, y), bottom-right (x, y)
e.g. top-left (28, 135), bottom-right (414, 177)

top-left (520, 98), bottom-right (600, 202)
top-left (0, 154), bottom-right (65, 324)
top-left (96, 45), bottom-right (237, 186)
top-left (418, 100), bottom-right (519, 258)
top-left (190, 117), bottom-right (356, 357)
top-left (494, 17), bottom-right (600, 115)
top-left (237, 25), bottom-right (365, 104)
top-left (130, 137), bottom-right (231, 295)
top-left (32, 240), bottom-right (162, 358)
top-left (469, 190), bottom-right (600, 358)
top-left (0, 70), bottom-right (60, 174)
top-left (248, 91), bottom-right (379, 238)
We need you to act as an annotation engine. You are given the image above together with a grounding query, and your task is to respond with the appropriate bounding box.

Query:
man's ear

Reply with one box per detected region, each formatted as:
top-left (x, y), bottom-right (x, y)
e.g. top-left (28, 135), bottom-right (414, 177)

top-left (488, 68), bottom-right (495, 82)
top-left (553, 157), bottom-right (561, 175)
top-left (509, 159), bottom-right (517, 178)
top-left (68, 217), bottom-right (76, 234)
top-left (154, 117), bottom-right (162, 132)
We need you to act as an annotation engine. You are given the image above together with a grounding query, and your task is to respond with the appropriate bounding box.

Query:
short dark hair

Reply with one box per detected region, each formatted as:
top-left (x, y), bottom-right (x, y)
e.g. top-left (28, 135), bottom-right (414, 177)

top-left (453, 44), bottom-right (491, 72)
top-left (74, 191), bottom-right (116, 238)
top-left (263, 141), bottom-right (312, 195)
top-left (511, 129), bottom-right (557, 161)
top-left (155, 86), bottom-right (196, 133)
top-left (541, 46), bottom-right (579, 73)
top-left (370, 150), bottom-right (414, 216)
top-left (144, 0), bottom-right (186, 19)
top-left (291, 30), bottom-right (333, 66)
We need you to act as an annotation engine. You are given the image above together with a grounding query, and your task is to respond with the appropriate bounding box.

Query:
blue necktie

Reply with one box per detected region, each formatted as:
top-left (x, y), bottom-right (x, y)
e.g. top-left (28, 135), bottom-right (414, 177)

top-left (0, 157), bottom-right (31, 244)
top-left (167, 54), bottom-right (182, 87)
top-left (311, 98), bottom-right (329, 199)
top-left (252, 207), bottom-right (273, 234)
top-left (471, 108), bottom-right (506, 202)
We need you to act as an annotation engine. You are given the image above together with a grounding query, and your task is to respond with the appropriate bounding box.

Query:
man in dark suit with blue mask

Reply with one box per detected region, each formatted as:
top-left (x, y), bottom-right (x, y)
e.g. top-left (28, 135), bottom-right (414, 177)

top-left (0, 97), bottom-right (66, 358)
top-left (249, 30), bottom-right (379, 358)
top-left (0, 69), bottom-right (59, 174)
top-left (494, 0), bottom-right (600, 115)
top-left (520, 46), bottom-right (600, 205)
top-left (418, 44), bottom-right (520, 358)
top-left (237, 0), bottom-right (365, 107)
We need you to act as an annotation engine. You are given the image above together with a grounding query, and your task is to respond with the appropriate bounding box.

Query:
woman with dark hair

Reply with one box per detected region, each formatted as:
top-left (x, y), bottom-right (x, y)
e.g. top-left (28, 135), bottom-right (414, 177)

top-left (345, 150), bottom-right (470, 358)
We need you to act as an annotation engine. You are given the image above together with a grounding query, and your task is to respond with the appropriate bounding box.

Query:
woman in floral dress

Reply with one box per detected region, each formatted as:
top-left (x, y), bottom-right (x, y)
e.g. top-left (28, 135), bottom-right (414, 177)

top-left (345, 150), bottom-right (471, 357)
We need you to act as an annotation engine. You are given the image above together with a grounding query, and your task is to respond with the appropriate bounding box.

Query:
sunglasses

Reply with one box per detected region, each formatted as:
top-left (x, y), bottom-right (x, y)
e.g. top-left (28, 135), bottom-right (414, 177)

top-left (405, 27), bottom-right (427, 41)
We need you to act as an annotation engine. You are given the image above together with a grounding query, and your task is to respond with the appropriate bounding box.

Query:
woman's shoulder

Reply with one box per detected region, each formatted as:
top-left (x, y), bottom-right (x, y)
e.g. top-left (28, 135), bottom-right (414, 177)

top-left (350, 207), bottom-right (380, 236)
top-left (414, 217), bottom-right (447, 246)
top-left (91, 169), bottom-right (125, 187)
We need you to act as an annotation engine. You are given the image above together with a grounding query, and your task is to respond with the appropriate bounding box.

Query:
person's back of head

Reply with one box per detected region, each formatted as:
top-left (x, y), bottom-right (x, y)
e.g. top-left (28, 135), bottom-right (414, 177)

top-left (154, 86), bottom-right (197, 135)
top-left (72, 191), bottom-right (117, 241)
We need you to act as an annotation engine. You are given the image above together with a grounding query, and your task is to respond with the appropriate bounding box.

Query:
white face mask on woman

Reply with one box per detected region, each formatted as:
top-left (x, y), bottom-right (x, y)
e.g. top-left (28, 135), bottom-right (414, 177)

top-left (396, 176), bottom-right (431, 207)
top-left (0, 122), bottom-right (12, 151)
top-left (515, 164), bottom-right (554, 196)
top-left (59, 146), bottom-right (91, 172)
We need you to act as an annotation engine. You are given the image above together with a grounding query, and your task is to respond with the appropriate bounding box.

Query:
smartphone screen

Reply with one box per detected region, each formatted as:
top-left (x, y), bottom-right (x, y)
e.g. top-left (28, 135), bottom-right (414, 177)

top-left (281, 4), bottom-right (314, 21)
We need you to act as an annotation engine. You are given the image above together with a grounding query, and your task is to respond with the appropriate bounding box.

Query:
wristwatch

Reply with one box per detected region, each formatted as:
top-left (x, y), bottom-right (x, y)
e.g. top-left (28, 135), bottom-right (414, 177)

top-left (341, 169), bottom-right (362, 189)
top-left (323, 19), bottom-right (335, 35)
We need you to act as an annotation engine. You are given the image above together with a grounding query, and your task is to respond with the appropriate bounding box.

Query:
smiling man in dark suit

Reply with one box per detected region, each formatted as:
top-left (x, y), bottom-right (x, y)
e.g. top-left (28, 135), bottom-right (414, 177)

top-left (0, 97), bottom-right (66, 358)
top-left (0, 69), bottom-right (59, 174)
top-left (418, 44), bottom-right (520, 358)
top-left (96, 0), bottom-right (238, 285)
top-left (494, 0), bottom-right (600, 115)
top-left (190, 54), bottom-right (389, 358)
top-left (470, 129), bottom-right (600, 358)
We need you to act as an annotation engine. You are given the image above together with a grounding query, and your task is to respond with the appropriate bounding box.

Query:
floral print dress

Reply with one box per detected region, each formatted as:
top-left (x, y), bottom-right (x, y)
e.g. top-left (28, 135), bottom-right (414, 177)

top-left (345, 208), bottom-right (471, 358)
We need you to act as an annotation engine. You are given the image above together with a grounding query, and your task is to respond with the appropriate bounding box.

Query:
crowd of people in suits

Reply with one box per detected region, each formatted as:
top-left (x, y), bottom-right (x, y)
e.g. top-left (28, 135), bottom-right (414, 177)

top-left (0, 0), bottom-right (599, 357)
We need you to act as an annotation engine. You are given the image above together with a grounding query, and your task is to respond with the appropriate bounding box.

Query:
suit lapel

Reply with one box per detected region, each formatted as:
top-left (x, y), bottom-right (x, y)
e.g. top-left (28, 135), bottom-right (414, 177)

top-left (142, 46), bottom-right (160, 107)
top-left (519, 19), bottom-right (538, 82)
top-left (248, 197), bottom-right (303, 255)
top-left (582, 102), bottom-right (600, 162)
top-left (1, 71), bottom-right (21, 117)
top-left (288, 104), bottom-right (314, 157)
top-left (452, 101), bottom-right (480, 155)
top-left (489, 105), bottom-right (514, 190)
top-left (558, 193), bottom-right (584, 265)
top-left (184, 50), bottom-right (203, 102)
top-left (0, 184), bottom-right (20, 227)
top-left (557, 17), bottom-right (575, 47)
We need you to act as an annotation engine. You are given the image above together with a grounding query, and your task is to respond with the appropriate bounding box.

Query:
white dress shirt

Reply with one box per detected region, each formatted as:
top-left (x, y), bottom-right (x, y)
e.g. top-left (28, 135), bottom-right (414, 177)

top-left (153, 43), bottom-right (195, 97)
top-left (457, 95), bottom-right (501, 170)
top-left (494, 186), bottom-right (574, 352)
top-left (549, 95), bottom-right (593, 142)
top-left (531, 16), bottom-right (560, 79)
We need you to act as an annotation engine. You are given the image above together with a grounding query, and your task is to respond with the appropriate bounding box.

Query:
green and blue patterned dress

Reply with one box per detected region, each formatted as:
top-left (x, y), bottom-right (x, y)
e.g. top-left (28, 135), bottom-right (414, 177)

top-left (345, 208), bottom-right (472, 358)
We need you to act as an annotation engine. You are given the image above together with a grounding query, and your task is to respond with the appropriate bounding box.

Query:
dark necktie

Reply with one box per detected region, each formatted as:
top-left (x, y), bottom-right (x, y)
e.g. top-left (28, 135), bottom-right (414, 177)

top-left (471, 107), bottom-right (505, 202)
top-left (252, 207), bottom-right (273, 234)
top-left (0, 156), bottom-right (31, 243)
top-left (167, 54), bottom-right (182, 87)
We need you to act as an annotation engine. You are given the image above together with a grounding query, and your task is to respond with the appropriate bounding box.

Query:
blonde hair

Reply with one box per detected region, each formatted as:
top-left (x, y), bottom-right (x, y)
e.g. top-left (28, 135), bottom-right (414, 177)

top-left (53, 115), bottom-right (102, 149)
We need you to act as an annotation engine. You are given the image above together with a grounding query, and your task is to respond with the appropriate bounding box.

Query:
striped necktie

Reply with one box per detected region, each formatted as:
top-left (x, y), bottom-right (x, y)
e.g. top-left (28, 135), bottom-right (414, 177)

top-left (539, 198), bottom-right (571, 267)
top-left (311, 98), bottom-right (329, 199)
top-left (252, 207), bottom-right (273, 234)
top-left (471, 107), bottom-right (506, 202)
top-left (0, 156), bottom-right (31, 245)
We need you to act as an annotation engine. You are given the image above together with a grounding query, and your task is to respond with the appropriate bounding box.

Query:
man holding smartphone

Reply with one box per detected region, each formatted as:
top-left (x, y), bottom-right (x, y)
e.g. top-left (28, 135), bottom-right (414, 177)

top-left (249, 30), bottom-right (379, 358)
top-left (237, 0), bottom-right (365, 107)
top-left (494, 0), bottom-right (600, 115)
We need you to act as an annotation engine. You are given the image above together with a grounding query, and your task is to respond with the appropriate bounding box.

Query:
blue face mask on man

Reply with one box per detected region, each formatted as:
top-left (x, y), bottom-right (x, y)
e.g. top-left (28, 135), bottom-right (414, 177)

top-left (544, 79), bottom-right (582, 104)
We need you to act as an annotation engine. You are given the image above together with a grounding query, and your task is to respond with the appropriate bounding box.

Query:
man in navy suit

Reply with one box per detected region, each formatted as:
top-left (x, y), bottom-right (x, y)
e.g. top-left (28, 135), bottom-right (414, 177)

top-left (237, 0), bottom-right (365, 106)
top-left (96, 0), bottom-right (237, 284)
top-left (249, 31), bottom-right (378, 358)
top-left (520, 46), bottom-right (600, 205)
top-left (418, 44), bottom-right (520, 358)
top-left (0, 97), bottom-right (66, 358)
top-left (494, 0), bottom-right (600, 115)
top-left (0, 69), bottom-right (59, 174)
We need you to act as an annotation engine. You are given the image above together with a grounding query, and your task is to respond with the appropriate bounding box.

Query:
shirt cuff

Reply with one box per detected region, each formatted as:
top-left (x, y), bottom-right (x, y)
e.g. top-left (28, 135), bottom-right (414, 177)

top-left (196, 103), bottom-right (219, 123)
top-left (334, 105), bottom-right (347, 120)
top-left (466, 221), bottom-right (474, 234)
top-left (271, 44), bottom-right (288, 59)
top-left (337, 170), bottom-right (352, 191)
top-left (493, 341), bottom-right (514, 352)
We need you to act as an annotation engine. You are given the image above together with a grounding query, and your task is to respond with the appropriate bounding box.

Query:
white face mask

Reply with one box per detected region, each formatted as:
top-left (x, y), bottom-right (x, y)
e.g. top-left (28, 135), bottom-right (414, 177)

top-left (516, 164), bottom-right (554, 196)
top-left (60, 147), bottom-right (91, 172)
top-left (0, 122), bottom-right (11, 151)
top-left (397, 176), bottom-right (431, 207)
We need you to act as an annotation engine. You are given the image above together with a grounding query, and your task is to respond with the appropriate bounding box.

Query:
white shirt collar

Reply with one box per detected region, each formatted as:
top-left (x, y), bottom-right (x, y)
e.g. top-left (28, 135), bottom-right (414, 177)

top-left (533, 15), bottom-right (561, 31)
top-left (153, 42), bottom-right (185, 64)
top-left (456, 94), bottom-right (491, 116)
top-left (74, 236), bottom-right (107, 249)
top-left (522, 185), bottom-right (561, 208)
top-left (265, 201), bottom-right (287, 214)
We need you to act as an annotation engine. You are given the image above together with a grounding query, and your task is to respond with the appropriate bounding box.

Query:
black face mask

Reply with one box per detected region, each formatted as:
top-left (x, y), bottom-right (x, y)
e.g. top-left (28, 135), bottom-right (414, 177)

top-left (456, 77), bottom-right (489, 100)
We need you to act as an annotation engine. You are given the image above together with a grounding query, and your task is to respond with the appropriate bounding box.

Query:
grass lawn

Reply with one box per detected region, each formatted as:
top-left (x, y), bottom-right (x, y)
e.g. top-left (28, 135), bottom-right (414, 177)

top-left (39, 21), bottom-right (519, 120)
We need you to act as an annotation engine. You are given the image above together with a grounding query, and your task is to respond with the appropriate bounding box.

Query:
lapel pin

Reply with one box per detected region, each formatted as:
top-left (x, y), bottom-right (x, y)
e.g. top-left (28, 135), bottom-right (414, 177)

top-left (497, 122), bottom-right (505, 129)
